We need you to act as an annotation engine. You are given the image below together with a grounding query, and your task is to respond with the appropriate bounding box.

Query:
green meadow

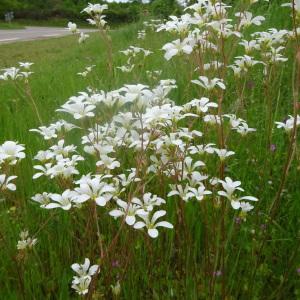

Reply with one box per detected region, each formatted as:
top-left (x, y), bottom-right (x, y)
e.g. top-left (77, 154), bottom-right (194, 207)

top-left (0, 1), bottom-right (299, 299)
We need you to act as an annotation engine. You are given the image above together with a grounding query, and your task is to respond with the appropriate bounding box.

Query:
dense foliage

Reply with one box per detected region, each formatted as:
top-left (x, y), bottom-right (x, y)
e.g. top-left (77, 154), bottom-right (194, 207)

top-left (0, 0), bottom-right (182, 24)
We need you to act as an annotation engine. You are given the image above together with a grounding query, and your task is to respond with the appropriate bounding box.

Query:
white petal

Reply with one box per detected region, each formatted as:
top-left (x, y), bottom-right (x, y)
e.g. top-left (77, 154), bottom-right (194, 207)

top-left (148, 228), bottom-right (159, 238)
top-left (155, 221), bottom-right (173, 229)
top-left (134, 222), bottom-right (146, 229)
top-left (126, 215), bottom-right (136, 226)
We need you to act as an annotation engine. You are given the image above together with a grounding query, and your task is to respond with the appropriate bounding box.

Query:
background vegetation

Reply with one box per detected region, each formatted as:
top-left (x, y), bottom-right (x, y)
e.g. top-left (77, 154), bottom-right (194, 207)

top-left (0, 0), bottom-right (182, 25)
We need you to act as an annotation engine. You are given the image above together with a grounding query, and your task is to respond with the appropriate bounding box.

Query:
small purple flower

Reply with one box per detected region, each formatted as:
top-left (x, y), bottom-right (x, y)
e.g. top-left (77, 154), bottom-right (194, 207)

top-left (235, 217), bottom-right (242, 224)
top-left (270, 144), bottom-right (276, 152)
top-left (297, 268), bottom-right (300, 275)
top-left (246, 80), bottom-right (255, 89)
top-left (112, 260), bottom-right (120, 268)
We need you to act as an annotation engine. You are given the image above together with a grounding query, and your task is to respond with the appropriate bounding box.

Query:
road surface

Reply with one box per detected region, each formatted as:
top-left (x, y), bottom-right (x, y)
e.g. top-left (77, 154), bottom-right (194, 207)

top-left (0, 26), bottom-right (95, 44)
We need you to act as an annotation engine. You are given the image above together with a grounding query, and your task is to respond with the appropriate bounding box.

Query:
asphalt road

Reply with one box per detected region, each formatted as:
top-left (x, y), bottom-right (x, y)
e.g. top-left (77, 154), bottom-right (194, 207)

top-left (0, 26), bottom-right (95, 44)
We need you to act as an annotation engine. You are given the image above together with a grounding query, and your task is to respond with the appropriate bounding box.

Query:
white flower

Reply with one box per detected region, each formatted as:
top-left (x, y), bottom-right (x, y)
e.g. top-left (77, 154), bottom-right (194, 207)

top-left (75, 175), bottom-right (115, 206)
top-left (57, 102), bottom-right (95, 119)
top-left (71, 258), bottom-right (99, 277)
top-left (45, 190), bottom-right (79, 210)
top-left (17, 230), bottom-right (37, 250)
top-left (30, 126), bottom-right (57, 140)
top-left (214, 148), bottom-right (235, 161)
top-left (117, 64), bottom-right (135, 73)
top-left (185, 97), bottom-right (218, 114)
top-left (275, 115), bottom-right (300, 132)
top-left (79, 32), bottom-right (89, 44)
top-left (96, 155), bottom-right (120, 170)
top-left (19, 62), bottom-right (34, 70)
top-left (71, 276), bottom-right (91, 295)
top-left (235, 11), bottom-right (265, 28)
top-left (162, 38), bottom-right (193, 60)
top-left (240, 201), bottom-right (254, 212)
top-left (50, 140), bottom-right (76, 157)
top-left (0, 141), bottom-right (25, 165)
top-left (186, 185), bottom-right (212, 201)
top-left (134, 210), bottom-right (173, 238)
top-left (82, 3), bottom-right (108, 15)
top-left (218, 177), bottom-right (258, 209)
top-left (203, 114), bottom-right (221, 125)
top-left (233, 122), bottom-right (256, 136)
top-left (188, 143), bottom-right (215, 155)
top-left (0, 67), bottom-right (22, 81)
top-left (31, 192), bottom-right (51, 208)
top-left (33, 163), bottom-right (53, 179)
top-left (118, 169), bottom-right (140, 187)
top-left (168, 184), bottom-right (193, 202)
top-left (0, 174), bottom-right (17, 191)
top-left (132, 193), bottom-right (166, 215)
top-left (109, 199), bottom-right (145, 226)
top-left (67, 22), bottom-right (78, 34)
top-left (71, 258), bottom-right (99, 295)
top-left (192, 76), bottom-right (226, 91)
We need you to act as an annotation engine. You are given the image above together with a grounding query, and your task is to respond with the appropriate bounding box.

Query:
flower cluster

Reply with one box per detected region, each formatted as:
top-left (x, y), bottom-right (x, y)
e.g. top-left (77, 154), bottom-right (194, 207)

top-left (117, 46), bottom-right (152, 73)
top-left (0, 62), bottom-right (34, 81)
top-left (82, 3), bottom-right (108, 28)
top-left (17, 230), bottom-right (37, 250)
top-left (67, 22), bottom-right (90, 44)
top-left (0, 141), bottom-right (25, 193)
top-left (71, 258), bottom-right (99, 295)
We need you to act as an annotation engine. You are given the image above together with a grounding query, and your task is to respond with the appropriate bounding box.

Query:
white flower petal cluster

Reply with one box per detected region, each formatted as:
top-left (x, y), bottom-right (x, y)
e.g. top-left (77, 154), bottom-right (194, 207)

top-left (192, 76), bottom-right (226, 91)
top-left (218, 177), bottom-right (258, 210)
top-left (71, 258), bottom-right (99, 295)
top-left (0, 141), bottom-right (25, 194)
top-left (0, 62), bottom-right (34, 81)
top-left (162, 38), bottom-right (194, 60)
top-left (33, 140), bottom-right (83, 180)
top-left (67, 22), bottom-right (78, 34)
top-left (118, 46), bottom-right (152, 73)
top-left (275, 115), bottom-right (300, 132)
top-left (17, 230), bottom-right (37, 250)
top-left (30, 120), bottom-right (78, 140)
top-left (134, 210), bottom-right (173, 238)
top-left (0, 141), bottom-right (25, 165)
top-left (82, 3), bottom-right (108, 28)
